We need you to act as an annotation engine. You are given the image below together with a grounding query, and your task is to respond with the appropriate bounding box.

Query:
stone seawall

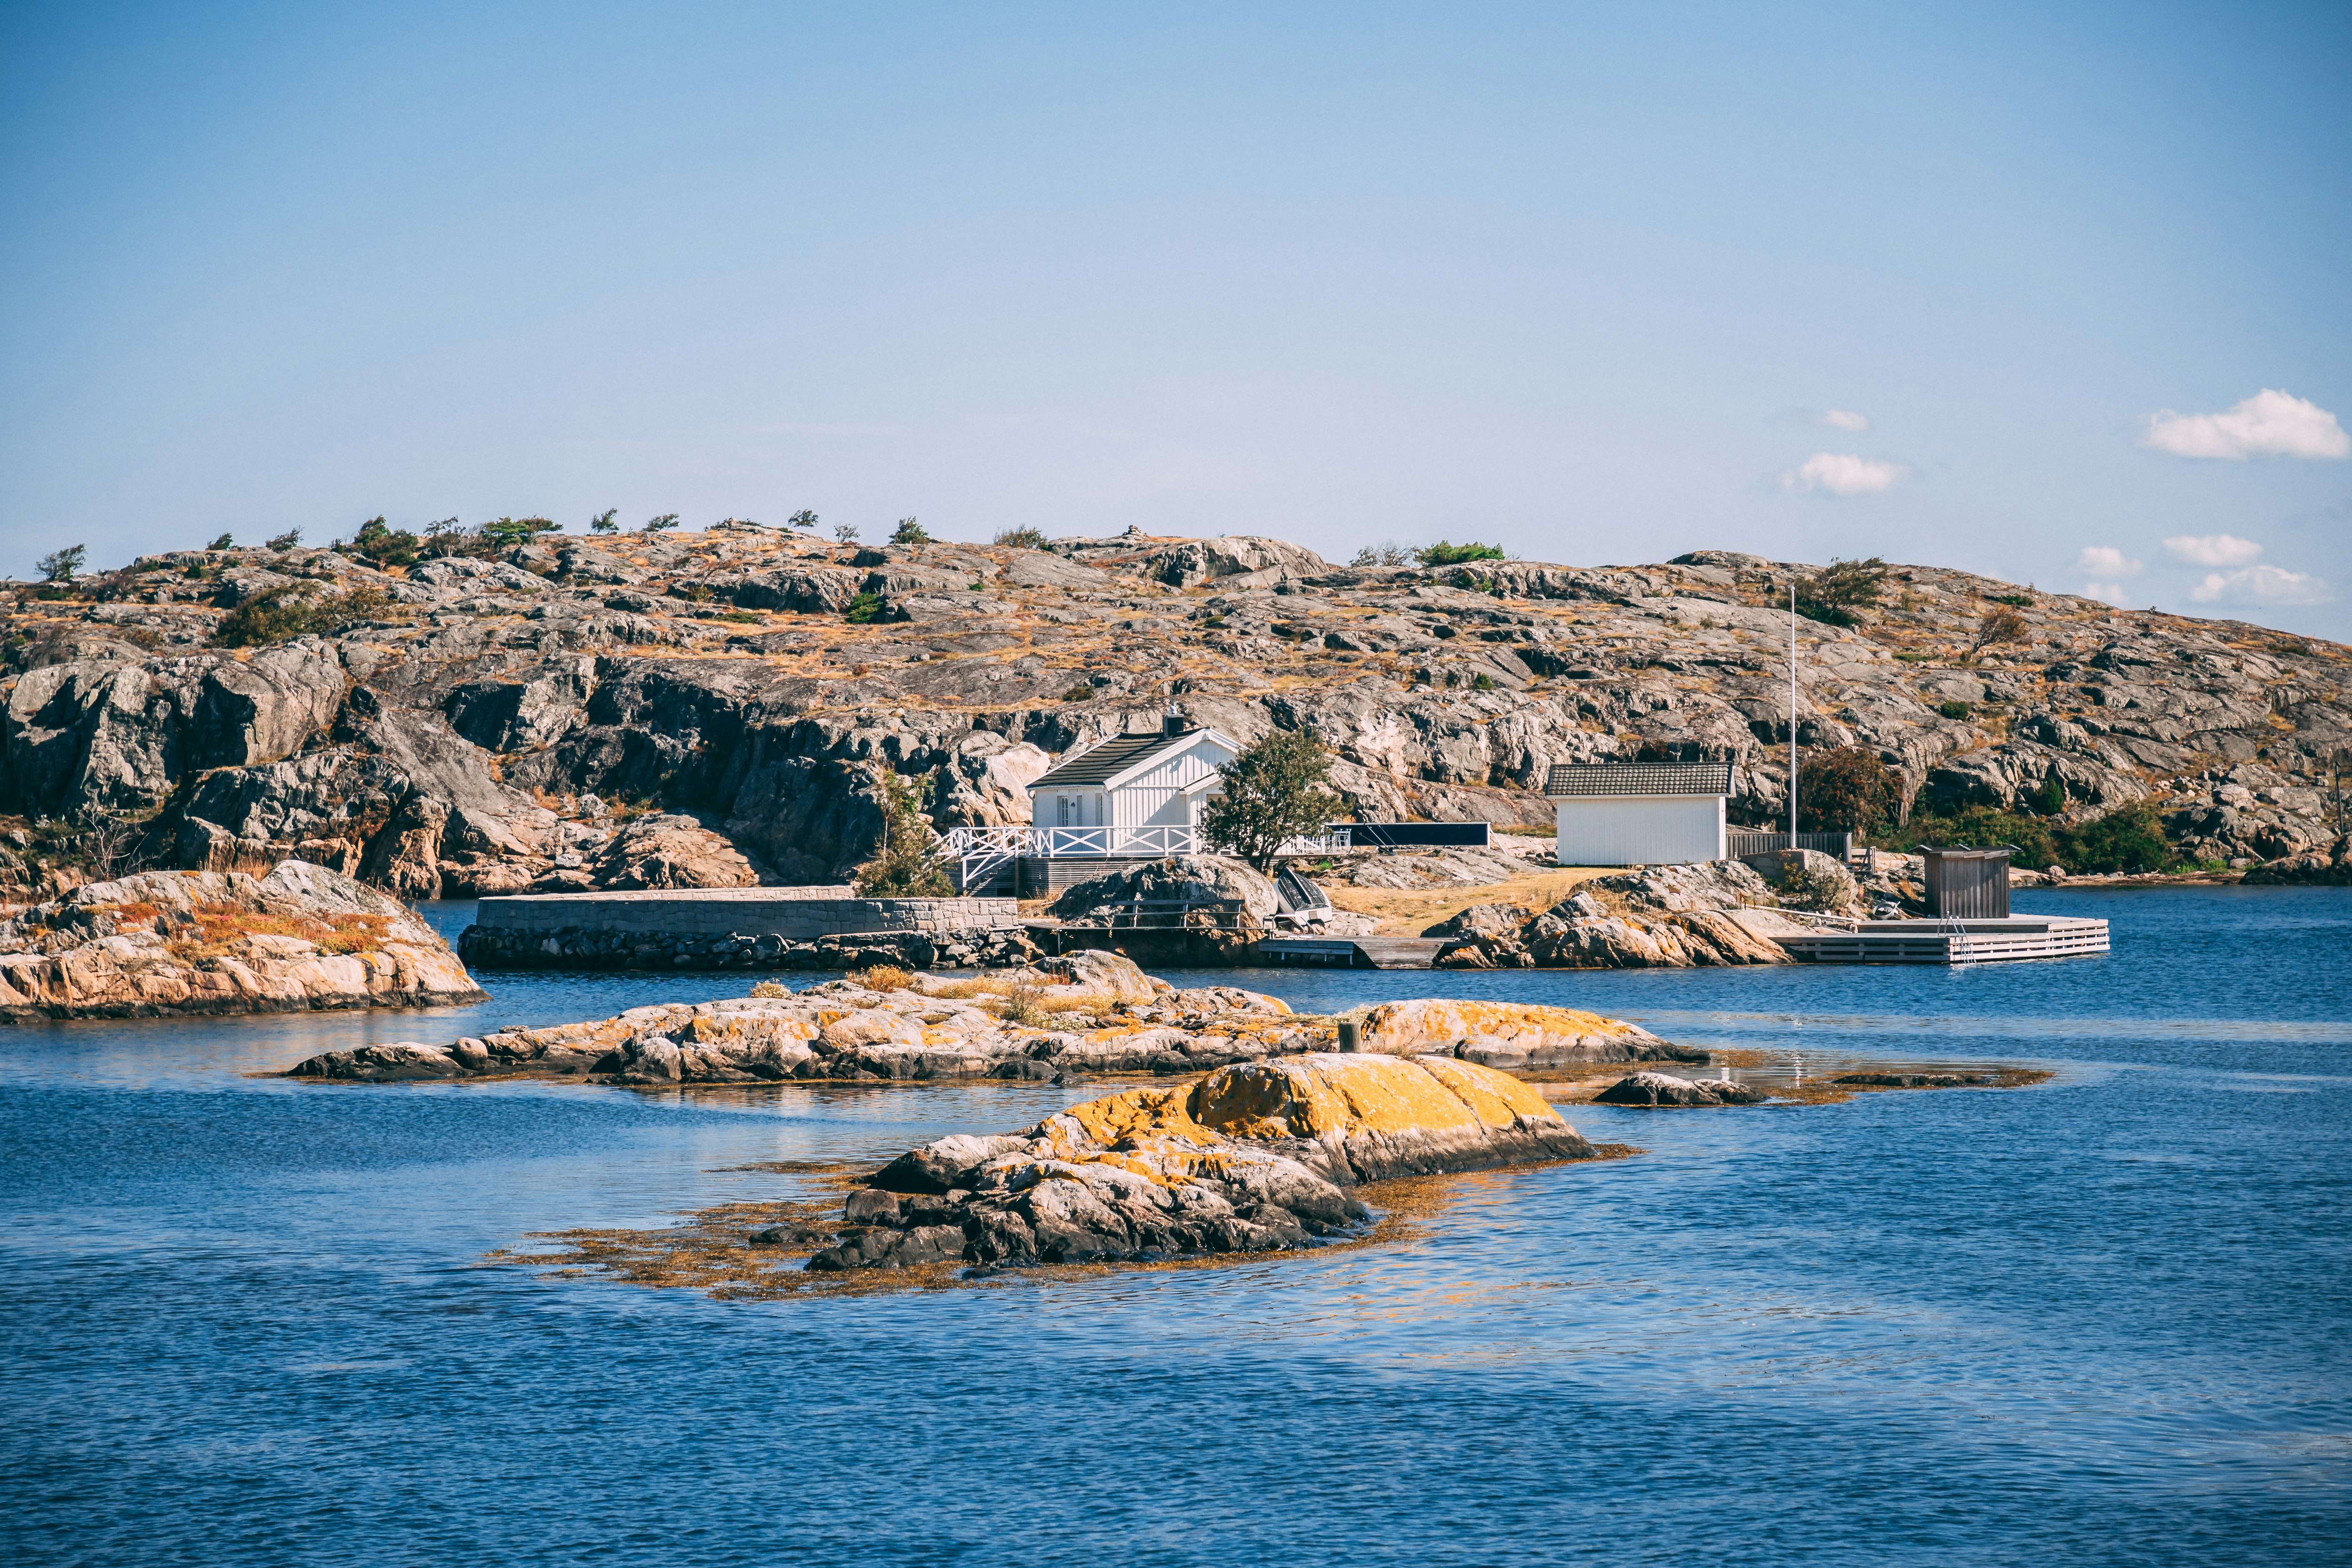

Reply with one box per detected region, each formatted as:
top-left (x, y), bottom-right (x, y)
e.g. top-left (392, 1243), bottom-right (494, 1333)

top-left (473, 890), bottom-right (1022, 939)
top-left (457, 921), bottom-right (1042, 973)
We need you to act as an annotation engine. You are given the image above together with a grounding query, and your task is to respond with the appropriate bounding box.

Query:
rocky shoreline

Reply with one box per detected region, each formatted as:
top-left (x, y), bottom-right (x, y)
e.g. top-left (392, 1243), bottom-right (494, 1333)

top-left (455, 920), bottom-right (1042, 973)
top-left (284, 950), bottom-right (1707, 1084)
top-left (0, 860), bottom-right (485, 1022)
top-left (806, 1053), bottom-right (1598, 1272)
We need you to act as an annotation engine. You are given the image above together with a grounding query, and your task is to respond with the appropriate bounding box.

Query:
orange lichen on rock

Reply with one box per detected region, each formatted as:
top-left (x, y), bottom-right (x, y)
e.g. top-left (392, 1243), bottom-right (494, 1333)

top-left (1356, 998), bottom-right (1677, 1070)
top-left (1191, 1053), bottom-right (1558, 1141)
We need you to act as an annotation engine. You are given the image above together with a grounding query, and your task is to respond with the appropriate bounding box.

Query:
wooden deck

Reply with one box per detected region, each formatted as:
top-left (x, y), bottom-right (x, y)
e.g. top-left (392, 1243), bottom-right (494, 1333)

top-left (1775, 915), bottom-right (2110, 965)
top-left (1251, 937), bottom-right (1450, 970)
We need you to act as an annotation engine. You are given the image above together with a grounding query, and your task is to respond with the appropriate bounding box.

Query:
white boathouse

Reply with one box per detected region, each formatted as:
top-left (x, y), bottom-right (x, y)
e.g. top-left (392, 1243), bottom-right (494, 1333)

top-left (1544, 762), bottom-right (1732, 867)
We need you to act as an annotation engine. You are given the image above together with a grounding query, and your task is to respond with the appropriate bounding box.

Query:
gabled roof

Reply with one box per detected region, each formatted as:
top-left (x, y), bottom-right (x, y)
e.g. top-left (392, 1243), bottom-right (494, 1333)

top-left (1030, 727), bottom-right (1235, 791)
top-left (1544, 762), bottom-right (1732, 798)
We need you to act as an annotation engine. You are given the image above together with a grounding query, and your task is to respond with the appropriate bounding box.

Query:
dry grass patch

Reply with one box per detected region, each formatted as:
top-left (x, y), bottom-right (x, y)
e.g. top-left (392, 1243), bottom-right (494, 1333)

top-left (1324, 867), bottom-right (1608, 936)
top-left (160, 901), bottom-right (398, 960)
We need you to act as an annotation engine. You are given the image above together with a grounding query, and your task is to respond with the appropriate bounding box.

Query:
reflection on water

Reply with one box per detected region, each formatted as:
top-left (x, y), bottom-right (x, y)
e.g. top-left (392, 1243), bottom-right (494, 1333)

top-left (2, 886), bottom-right (2347, 1565)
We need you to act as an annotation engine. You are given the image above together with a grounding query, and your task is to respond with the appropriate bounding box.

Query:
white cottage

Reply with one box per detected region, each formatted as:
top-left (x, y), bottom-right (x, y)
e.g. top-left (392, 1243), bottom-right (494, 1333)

top-left (1026, 713), bottom-right (1239, 855)
top-left (1544, 762), bottom-right (1732, 866)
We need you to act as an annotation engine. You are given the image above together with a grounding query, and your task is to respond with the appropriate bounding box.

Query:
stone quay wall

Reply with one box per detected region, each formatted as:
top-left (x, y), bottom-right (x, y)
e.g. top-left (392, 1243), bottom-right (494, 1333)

top-left (472, 890), bottom-right (1023, 941)
top-left (460, 889), bottom-right (1034, 972)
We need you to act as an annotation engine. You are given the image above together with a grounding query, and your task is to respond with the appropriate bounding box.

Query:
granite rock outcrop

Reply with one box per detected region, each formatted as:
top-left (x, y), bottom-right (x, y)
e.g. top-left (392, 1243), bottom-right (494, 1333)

top-left (284, 954), bottom-right (1706, 1083)
top-left (9, 528), bottom-right (2346, 895)
top-left (0, 859), bottom-right (486, 1021)
top-left (807, 1052), bottom-right (1600, 1271)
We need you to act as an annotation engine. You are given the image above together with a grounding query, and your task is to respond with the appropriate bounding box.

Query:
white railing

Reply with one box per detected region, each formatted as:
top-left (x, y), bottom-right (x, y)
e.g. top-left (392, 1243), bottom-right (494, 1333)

top-left (939, 824), bottom-right (1350, 885)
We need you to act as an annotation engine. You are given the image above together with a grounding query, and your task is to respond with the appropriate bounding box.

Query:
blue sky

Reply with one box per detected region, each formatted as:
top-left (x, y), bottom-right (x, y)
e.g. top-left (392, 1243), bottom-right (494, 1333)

top-left (5, 1), bottom-right (2348, 636)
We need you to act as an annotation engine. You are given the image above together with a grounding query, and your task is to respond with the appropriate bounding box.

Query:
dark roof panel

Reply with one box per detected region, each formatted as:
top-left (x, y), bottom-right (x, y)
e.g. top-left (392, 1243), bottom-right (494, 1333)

top-left (1030, 732), bottom-right (1192, 789)
top-left (1543, 762), bottom-right (1732, 797)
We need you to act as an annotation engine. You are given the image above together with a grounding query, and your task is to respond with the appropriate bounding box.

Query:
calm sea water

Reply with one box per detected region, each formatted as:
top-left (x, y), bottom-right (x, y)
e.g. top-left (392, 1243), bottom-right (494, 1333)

top-left (3, 887), bottom-right (2347, 1566)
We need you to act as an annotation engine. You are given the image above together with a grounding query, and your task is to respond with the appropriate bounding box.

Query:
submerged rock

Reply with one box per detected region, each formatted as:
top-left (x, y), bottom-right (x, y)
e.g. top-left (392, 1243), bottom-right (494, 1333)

top-left (0, 860), bottom-right (486, 1022)
top-left (1592, 1071), bottom-right (1766, 1106)
top-left (808, 1053), bottom-right (1598, 1271)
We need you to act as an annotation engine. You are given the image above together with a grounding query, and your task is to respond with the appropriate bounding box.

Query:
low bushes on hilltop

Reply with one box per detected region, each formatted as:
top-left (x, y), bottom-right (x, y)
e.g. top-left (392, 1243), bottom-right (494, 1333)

top-left (1416, 541), bottom-right (1506, 566)
top-left (213, 585), bottom-right (389, 647)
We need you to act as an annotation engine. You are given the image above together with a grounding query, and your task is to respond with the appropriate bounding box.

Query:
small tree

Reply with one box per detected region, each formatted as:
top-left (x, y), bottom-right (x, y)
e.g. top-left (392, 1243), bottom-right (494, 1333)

top-left (1200, 729), bottom-right (1345, 870)
top-left (37, 544), bottom-right (87, 582)
top-left (1417, 541), bottom-right (1505, 566)
top-left (589, 509), bottom-right (619, 534)
top-left (206, 532), bottom-right (234, 551)
top-left (643, 513), bottom-right (680, 533)
top-left (480, 516), bottom-right (560, 550)
top-left (787, 509), bottom-right (820, 532)
top-left (266, 528), bottom-right (302, 551)
top-left (993, 525), bottom-right (1049, 549)
top-left (1795, 557), bottom-right (1890, 626)
top-left (854, 771), bottom-right (953, 896)
top-left (835, 521), bottom-right (860, 542)
top-left (891, 517), bottom-right (929, 546)
top-left (1797, 746), bottom-right (1902, 835)
top-left (1350, 541), bottom-right (1412, 567)
top-left (1966, 607), bottom-right (2029, 662)
top-left (350, 516), bottom-right (421, 567)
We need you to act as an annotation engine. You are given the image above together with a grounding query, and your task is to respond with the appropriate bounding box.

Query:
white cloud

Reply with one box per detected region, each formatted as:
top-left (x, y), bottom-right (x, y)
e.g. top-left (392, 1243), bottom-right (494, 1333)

top-left (2189, 565), bottom-right (2335, 606)
top-left (2083, 582), bottom-right (2138, 606)
top-left (1781, 453), bottom-right (1908, 496)
top-left (2142, 389), bottom-right (2351, 460)
top-left (1819, 409), bottom-right (1871, 431)
top-left (2072, 545), bottom-right (2141, 577)
top-left (2163, 532), bottom-right (2263, 567)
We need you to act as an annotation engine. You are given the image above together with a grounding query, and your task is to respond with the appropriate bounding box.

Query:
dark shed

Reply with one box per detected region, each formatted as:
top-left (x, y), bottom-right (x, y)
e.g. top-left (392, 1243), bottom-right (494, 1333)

top-left (1923, 847), bottom-right (2011, 919)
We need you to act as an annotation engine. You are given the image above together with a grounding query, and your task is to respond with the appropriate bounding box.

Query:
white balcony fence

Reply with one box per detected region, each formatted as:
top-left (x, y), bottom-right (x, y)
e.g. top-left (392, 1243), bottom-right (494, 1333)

top-left (938, 824), bottom-right (1348, 888)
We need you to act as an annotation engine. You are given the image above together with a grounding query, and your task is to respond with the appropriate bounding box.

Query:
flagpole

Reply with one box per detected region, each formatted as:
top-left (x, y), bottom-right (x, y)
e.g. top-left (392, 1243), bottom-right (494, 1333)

top-left (1789, 582), bottom-right (1799, 844)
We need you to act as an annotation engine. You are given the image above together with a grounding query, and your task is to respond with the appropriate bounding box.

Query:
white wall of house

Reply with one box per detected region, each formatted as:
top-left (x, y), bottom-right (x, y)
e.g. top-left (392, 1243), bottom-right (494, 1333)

top-left (1037, 788), bottom-right (1107, 828)
top-left (1024, 733), bottom-right (1235, 833)
top-left (1554, 796), bottom-right (1725, 866)
top-left (1112, 737), bottom-right (1233, 828)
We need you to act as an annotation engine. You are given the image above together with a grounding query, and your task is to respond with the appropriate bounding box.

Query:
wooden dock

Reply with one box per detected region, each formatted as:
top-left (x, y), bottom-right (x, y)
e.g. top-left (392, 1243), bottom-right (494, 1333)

top-left (1251, 937), bottom-right (1449, 969)
top-left (1774, 915), bottom-right (2109, 965)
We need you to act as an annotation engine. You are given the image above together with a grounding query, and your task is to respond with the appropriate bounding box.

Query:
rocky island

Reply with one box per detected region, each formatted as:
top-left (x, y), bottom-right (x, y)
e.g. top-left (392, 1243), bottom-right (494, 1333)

top-left (0, 860), bottom-right (484, 1021)
top-left (808, 1052), bottom-right (1598, 1271)
top-left (285, 951), bottom-right (1705, 1083)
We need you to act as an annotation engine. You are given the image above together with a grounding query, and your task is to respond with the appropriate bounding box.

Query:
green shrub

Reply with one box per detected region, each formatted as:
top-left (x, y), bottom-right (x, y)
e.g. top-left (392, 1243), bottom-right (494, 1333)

top-left (1471, 673), bottom-right (1496, 691)
top-left (843, 590), bottom-right (889, 624)
top-left (1938, 700), bottom-right (1970, 720)
top-left (891, 517), bottom-right (929, 546)
top-left (1794, 557), bottom-right (1889, 625)
top-left (350, 516), bottom-right (421, 567)
top-left (1876, 801), bottom-right (2175, 875)
top-left (37, 544), bottom-right (86, 582)
top-left (2056, 803), bottom-right (2174, 874)
top-left (993, 526), bottom-right (1050, 549)
top-left (1061, 683), bottom-right (1096, 701)
top-left (480, 516), bottom-right (559, 550)
top-left (1877, 807), bottom-right (2060, 870)
top-left (1798, 747), bottom-right (1901, 834)
top-left (205, 533), bottom-right (234, 551)
top-left (2035, 773), bottom-right (2067, 815)
top-left (213, 585), bottom-right (388, 647)
top-left (853, 772), bottom-right (952, 897)
top-left (1417, 541), bottom-right (1505, 566)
